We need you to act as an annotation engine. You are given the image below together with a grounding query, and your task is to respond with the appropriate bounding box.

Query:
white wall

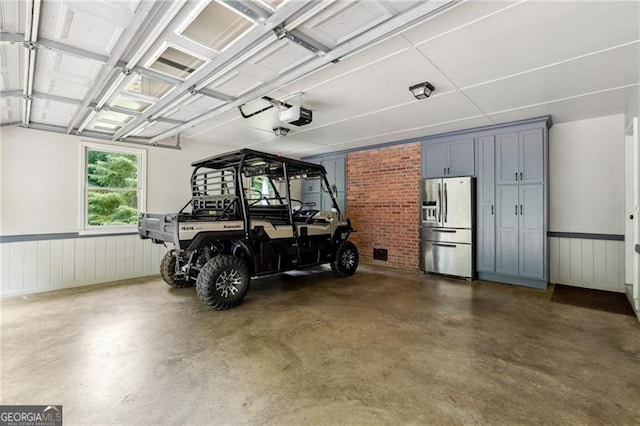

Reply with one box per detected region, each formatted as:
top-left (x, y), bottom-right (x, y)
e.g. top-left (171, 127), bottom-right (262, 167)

top-left (547, 114), bottom-right (627, 292)
top-left (0, 127), bottom-right (221, 235)
top-left (549, 114), bottom-right (625, 235)
top-left (0, 127), bottom-right (227, 296)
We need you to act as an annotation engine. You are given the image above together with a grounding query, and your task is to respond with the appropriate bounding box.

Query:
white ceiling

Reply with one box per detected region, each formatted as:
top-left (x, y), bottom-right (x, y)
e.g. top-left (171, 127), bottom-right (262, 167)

top-left (1, 0), bottom-right (638, 157)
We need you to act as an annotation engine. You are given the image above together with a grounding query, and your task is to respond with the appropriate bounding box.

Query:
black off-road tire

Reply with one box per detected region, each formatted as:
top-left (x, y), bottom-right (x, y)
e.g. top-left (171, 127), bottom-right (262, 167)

top-left (196, 255), bottom-right (251, 310)
top-left (160, 250), bottom-right (193, 288)
top-left (331, 240), bottom-right (359, 277)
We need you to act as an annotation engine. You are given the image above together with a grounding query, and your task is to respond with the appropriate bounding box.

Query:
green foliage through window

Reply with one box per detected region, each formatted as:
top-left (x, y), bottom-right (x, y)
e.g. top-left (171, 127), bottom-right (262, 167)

top-left (86, 150), bottom-right (139, 226)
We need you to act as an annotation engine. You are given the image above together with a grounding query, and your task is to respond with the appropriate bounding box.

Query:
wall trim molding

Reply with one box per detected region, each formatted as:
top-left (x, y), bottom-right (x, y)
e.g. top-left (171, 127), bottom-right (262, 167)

top-left (547, 232), bottom-right (624, 241)
top-left (0, 232), bottom-right (138, 243)
top-left (302, 115), bottom-right (552, 159)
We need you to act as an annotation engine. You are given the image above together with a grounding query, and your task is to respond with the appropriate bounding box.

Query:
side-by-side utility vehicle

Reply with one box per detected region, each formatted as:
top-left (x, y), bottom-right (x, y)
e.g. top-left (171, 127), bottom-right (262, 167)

top-left (138, 149), bottom-right (359, 310)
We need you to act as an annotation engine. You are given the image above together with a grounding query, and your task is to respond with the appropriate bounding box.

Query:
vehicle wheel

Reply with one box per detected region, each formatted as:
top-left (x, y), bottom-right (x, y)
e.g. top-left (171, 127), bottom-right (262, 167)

top-left (160, 250), bottom-right (193, 288)
top-left (196, 255), bottom-right (250, 310)
top-left (331, 241), bottom-right (359, 277)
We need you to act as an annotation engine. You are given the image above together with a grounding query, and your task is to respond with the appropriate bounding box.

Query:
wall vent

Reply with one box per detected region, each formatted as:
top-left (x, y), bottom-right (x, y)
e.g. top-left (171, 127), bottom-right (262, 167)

top-left (373, 248), bottom-right (388, 261)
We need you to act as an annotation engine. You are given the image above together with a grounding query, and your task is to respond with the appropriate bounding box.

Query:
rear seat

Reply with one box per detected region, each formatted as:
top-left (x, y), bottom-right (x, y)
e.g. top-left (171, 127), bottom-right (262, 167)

top-left (249, 205), bottom-right (291, 225)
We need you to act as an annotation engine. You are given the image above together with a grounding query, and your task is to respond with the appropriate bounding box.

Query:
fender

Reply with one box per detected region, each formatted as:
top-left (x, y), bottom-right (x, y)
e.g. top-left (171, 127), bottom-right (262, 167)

top-left (230, 240), bottom-right (256, 274)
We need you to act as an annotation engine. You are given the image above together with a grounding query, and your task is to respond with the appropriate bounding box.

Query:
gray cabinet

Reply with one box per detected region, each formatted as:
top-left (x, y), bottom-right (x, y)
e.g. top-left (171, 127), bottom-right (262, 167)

top-left (496, 185), bottom-right (519, 276)
top-left (301, 154), bottom-right (346, 213)
top-left (475, 117), bottom-right (549, 288)
top-left (495, 184), bottom-right (544, 279)
top-left (423, 137), bottom-right (475, 178)
top-left (477, 136), bottom-right (495, 272)
top-left (518, 185), bottom-right (544, 278)
top-left (496, 129), bottom-right (544, 185)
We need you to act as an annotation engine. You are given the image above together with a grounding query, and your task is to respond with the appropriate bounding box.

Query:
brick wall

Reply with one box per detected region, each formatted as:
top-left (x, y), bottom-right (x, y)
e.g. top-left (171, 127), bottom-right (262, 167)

top-left (347, 143), bottom-right (421, 269)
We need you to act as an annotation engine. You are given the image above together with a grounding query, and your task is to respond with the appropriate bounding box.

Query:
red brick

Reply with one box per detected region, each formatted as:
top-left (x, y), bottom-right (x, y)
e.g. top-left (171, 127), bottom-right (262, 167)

top-left (347, 143), bottom-right (421, 270)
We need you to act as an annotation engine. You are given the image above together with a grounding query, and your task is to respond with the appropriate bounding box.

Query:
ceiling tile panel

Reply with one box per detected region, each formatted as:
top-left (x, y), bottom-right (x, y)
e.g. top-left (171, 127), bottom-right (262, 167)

top-left (206, 70), bottom-right (262, 97)
top-left (31, 98), bottom-right (78, 127)
top-left (322, 116), bottom-right (494, 153)
top-left (419, 1), bottom-right (640, 87)
top-left (251, 41), bottom-right (315, 75)
top-left (278, 35), bottom-right (412, 95)
top-left (380, 0), bottom-right (422, 15)
top-left (248, 138), bottom-right (328, 156)
top-left (275, 48), bottom-right (455, 129)
top-left (361, 91), bottom-right (485, 135)
top-left (33, 48), bottom-right (101, 99)
top-left (0, 97), bottom-right (22, 124)
top-left (181, 118), bottom-right (271, 145)
top-left (164, 94), bottom-right (225, 122)
top-left (402, 1), bottom-right (517, 46)
top-left (39, 1), bottom-right (128, 55)
top-left (135, 121), bottom-right (175, 138)
top-left (297, 1), bottom-right (393, 49)
top-left (0, 45), bottom-right (24, 91)
top-left (0, 0), bottom-right (23, 33)
top-left (487, 85), bottom-right (637, 125)
top-left (464, 43), bottom-right (640, 114)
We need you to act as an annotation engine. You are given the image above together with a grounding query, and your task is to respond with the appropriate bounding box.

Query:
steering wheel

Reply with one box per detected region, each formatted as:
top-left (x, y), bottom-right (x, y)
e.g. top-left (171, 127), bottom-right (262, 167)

top-left (244, 188), bottom-right (262, 199)
top-left (290, 199), bottom-right (303, 212)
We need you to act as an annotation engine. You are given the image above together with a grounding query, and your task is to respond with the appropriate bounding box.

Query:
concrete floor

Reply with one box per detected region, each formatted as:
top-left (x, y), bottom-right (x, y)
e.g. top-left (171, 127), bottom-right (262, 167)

top-left (2, 264), bottom-right (640, 425)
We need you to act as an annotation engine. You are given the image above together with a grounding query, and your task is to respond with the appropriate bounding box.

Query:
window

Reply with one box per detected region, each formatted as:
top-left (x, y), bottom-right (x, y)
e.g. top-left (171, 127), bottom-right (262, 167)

top-left (80, 142), bottom-right (146, 232)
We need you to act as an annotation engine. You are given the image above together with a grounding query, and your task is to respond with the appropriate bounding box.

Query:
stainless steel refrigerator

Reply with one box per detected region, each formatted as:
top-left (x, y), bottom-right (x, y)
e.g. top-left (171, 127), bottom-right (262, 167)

top-left (419, 176), bottom-right (475, 279)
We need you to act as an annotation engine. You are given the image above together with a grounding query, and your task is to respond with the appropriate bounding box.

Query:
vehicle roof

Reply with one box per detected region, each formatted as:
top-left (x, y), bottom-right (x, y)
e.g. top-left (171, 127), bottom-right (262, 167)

top-left (191, 148), bottom-right (327, 178)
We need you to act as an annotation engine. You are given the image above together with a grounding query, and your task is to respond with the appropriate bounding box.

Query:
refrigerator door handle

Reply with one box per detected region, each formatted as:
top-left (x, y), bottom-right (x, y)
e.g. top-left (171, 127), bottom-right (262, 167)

top-left (437, 183), bottom-right (442, 223)
top-left (433, 242), bottom-right (457, 248)
top-left (433, 229), bottom-right (456, 233)
top-left (444, 183), bottom-right (448, 223)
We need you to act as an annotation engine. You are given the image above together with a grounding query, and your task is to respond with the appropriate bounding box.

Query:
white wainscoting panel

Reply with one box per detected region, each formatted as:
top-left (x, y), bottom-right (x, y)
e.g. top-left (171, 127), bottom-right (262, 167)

top-left (549, 237), bottom-right (625, 292)
top-left (0, 235), bottom-right (168, 297)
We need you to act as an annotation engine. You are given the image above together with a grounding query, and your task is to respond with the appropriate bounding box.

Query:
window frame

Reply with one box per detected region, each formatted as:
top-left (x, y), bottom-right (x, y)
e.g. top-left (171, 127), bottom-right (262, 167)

top-left (79, 142), bottom-right (147, 234)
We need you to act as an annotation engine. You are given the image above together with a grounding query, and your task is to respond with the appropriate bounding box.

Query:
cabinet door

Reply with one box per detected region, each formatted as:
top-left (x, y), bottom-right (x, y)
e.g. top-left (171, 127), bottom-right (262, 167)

top-left (518, 185), bottom-right (544, 278)
top-left (519, 129), bottom-right (544, 184)
top-left (495, 132), bottom-right (519, 185)
top-left (424, 143), bottom-right (448, 178)
top-left (495, 185), bottom-right (519, 275)
top-left (477, 136), bottom-right (495, 272)
top-left (448, 137), bottom-right (475, 176)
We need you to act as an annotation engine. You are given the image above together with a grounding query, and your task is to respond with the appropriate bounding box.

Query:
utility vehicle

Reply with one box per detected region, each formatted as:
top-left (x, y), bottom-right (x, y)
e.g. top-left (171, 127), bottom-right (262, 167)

top-left (138, 149), bottom-right (358, 310)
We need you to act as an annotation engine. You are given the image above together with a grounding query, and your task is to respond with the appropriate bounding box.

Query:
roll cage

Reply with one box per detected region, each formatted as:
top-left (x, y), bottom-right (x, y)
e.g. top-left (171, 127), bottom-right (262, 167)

top-left (181, 149), bottom-right (342, 236)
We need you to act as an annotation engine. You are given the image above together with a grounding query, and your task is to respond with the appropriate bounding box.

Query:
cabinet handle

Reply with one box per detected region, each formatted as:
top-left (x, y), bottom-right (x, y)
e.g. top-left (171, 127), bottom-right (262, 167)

top-left (520, 172), bottom-right (523, 180)
top-left (444, 167), bottom-right (446, 175)
top-left (515, 205), bottom-right (518, 215)
top-left (491, 205), bottom-right (494, 215)
top-left (515, 172), bottom-right (518, 181)
top-left (520, 204), bottom-right (523, 215)
top-left (447, 167), bottom-right (450, 175)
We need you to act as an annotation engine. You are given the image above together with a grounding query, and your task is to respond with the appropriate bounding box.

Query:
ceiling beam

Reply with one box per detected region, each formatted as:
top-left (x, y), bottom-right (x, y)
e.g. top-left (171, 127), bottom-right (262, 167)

top-left (221, 0), bottom-right (271, 21)
top-left (38, 38), bottom-right (111, 63)
top-left (1, 122), bottom-right (21, 128)
top-left (149, 0), bottom-right (459, 143)
top-left (22, 0), bottom-right (41, 126)
top-left (111, 0), bottom-right (317, 140)
top-left (21, 122), bottom-right (181, 150)
top-left (96, 104), bottom-right (185, 125)
top-left (32, 91), bottom-right (82, 105)
top-left (195, 88), bottom-right (238, 103)
top-left (0, 90), bottom-right (24, 97)
top-left (0, 32), bottom-right (25, 43)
